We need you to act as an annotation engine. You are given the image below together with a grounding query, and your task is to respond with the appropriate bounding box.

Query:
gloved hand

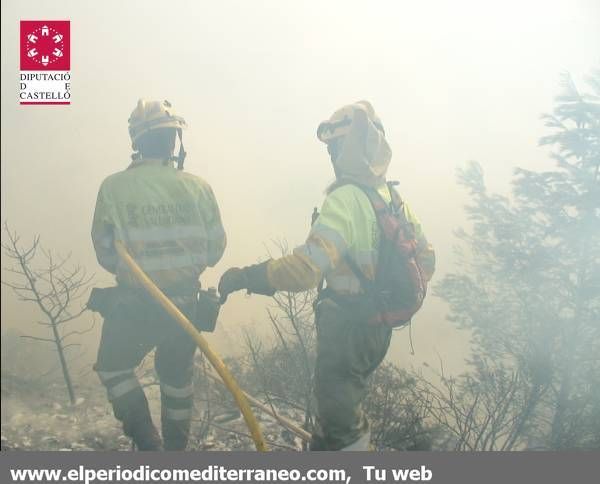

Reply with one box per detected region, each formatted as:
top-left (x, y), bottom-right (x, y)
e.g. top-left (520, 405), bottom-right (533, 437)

top-left (218, 260), bottom-right (276, 303)
top-left (218, 268), bottom-right (248, 303)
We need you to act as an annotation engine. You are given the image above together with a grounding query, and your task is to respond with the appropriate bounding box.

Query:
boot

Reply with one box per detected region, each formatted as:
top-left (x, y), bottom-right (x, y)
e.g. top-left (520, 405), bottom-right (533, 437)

top-left (125, 417), bottom-right (163, 451)
top-left (162, 415), bottom-right (191, 450)
top-left (160, 381), bottom-right (194, 450)
top-left (109, 386), bottom-right (162, 451)
top-left (339, 431), bottom-right (371, 451)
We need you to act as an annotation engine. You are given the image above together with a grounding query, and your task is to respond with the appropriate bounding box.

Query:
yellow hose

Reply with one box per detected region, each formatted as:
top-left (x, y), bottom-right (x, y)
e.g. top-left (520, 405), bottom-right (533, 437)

top-left (202, 367), bottom-right (312, 442)
top-left (114, 241), bottom-right (268, 452)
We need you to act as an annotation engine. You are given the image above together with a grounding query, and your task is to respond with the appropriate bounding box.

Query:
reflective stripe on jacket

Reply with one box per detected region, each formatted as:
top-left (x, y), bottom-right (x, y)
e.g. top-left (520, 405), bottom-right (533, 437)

top-left (267, 183), bottom-right (435, 295)
top-left (91, 160), bottom-right (226, 289)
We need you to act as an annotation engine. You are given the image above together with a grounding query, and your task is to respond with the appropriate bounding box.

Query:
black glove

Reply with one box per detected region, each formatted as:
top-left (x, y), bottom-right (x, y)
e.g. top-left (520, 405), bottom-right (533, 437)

top-left (218, 268), bottom-right (247, 303)
top-left (218, 260), bottom-right (276, 303)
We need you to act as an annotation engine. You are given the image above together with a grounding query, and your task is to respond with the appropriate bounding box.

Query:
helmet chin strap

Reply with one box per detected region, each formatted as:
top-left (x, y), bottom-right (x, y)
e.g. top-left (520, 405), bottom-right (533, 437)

top-left (130, 129), bottom-right (186, 168)
top-left (174, 128), bottom-right (186, 170)
top-left (327, 137), bottom-right (344, 178)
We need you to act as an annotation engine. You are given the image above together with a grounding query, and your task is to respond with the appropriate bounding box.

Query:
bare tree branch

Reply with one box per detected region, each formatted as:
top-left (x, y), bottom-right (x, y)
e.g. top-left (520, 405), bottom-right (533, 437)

top-left (1, 223), bottom-right (95, 406)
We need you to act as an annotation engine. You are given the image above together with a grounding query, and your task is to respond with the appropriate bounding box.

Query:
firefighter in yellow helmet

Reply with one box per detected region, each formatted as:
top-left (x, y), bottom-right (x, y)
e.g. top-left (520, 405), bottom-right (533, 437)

top-left (90, 100), bottom-right (226, 450)
top-left (219, 101), bottom-right (435, 451)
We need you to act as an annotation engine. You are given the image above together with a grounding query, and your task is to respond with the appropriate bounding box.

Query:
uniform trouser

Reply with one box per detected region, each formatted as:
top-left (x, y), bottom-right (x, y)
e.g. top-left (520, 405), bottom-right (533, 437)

top-left (94, 291), bottom-right (197, 450)
top-left (310, 298), bottom-right (392, 451)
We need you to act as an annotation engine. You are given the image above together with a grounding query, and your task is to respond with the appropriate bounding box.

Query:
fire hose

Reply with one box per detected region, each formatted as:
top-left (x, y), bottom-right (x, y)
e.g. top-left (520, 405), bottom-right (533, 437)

top-left (200, 368), bottom-right (312, 442)
top-left (114, 240), bottom-right (268, 451)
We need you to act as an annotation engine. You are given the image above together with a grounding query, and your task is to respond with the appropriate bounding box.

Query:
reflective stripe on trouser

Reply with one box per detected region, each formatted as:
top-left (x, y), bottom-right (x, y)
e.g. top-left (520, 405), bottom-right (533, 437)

top-left (96, 368), bottom-right (141, 401)
top-left (94, 285), bottom-right (197, 450)
top-left (95, 367), bottom-right (159, 449)
top-left (161, 381), bottom-right (194, 450)
top-left (309, 298), bottom-right (392, 451)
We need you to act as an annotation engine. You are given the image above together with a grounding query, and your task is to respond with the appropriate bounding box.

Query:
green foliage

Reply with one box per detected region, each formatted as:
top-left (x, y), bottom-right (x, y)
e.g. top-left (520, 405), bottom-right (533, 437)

top-left (435, 71), bottom-right (600, 449)
top-left (366, 363), bottom-right (437, 450)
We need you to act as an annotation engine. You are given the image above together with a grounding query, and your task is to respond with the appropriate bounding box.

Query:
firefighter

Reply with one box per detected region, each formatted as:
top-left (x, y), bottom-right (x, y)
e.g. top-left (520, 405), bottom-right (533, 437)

top-left (91, 99), bottom-right (226, 450)
top-left (218, 101), bottom-right (435, 451)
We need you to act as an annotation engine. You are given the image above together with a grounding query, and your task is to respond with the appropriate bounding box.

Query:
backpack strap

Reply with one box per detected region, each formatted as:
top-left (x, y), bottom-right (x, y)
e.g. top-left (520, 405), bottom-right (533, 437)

top-left (339, 182), bottom-right (392, 294)
top-left (316, 181), bottom-right (403, 296)
top-left (386, 181), bottom-right (403, 215)
top-left (310, 206), bottom-right (326, 297)
top-left (343, 251), bottom-right (374, 293)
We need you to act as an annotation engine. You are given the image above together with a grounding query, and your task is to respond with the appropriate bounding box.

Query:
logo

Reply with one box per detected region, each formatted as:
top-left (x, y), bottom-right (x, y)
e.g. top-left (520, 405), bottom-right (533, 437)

top-left (20, 21), bottom-right (70, 71)
top-left (19, 20), bottom-right (71, 105)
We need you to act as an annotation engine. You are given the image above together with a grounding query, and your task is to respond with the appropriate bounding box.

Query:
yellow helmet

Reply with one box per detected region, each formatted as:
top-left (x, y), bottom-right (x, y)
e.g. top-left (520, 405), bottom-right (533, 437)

top-left (128, 99), bottom-right (187, 150)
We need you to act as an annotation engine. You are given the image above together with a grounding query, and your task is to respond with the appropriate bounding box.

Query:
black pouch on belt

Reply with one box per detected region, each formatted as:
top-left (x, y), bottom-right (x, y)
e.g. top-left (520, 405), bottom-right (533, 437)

top-left (86, 287), bottom-right (120, 317)
top-left (193, 288), bottom-right (221, 332)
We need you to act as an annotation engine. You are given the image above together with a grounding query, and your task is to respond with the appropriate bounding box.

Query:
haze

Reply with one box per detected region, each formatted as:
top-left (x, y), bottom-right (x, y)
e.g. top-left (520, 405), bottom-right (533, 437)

top-left (1, 0), bottom-right (598, 374)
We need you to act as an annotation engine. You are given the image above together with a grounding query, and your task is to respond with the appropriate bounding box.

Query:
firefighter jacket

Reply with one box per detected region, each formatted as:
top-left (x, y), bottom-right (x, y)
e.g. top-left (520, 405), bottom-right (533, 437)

top-left (91, 159), bottom-right (226, 290)
top-left (267, 183), bottom-right (435, 295)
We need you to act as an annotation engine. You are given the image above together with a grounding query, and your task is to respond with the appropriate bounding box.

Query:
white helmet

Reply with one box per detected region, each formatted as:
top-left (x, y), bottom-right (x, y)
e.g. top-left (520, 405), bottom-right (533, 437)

top-left (128, 99), bottom-right (187, 150)
top-left (316, 101), bottom-right (391, 187)
top-left (317, 100), bottom-right (384, 143)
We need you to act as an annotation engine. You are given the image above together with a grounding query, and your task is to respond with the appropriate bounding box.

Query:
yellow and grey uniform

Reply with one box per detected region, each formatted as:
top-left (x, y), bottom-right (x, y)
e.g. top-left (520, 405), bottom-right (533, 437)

top-left (91, 159), bottom-right (226, 450)
top-left (267, 183), bottom-right (435, 294)
top-left (92, 159), bottom-right (226, 290)
top-left (232, 101), bottom-right (436, 450)
top-left (265, 182), bottom-right (435, 451)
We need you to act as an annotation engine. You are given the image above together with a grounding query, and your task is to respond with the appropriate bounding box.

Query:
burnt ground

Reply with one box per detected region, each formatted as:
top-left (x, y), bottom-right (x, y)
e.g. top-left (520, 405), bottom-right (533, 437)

top-left (1, 371), bottom-right (305, 452)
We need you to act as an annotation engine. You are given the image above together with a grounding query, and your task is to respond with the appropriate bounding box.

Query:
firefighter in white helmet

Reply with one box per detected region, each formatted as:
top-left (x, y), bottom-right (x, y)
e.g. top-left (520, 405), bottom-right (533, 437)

top-left (219, 101), bottom-right (435, 451)
top-left (90, 99), bottom-right (227, 450)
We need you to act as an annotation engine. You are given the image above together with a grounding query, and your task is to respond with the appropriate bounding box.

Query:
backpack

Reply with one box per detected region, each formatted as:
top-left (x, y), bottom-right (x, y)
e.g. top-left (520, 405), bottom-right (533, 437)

top-left (342, 182), bottom-right (428, 328)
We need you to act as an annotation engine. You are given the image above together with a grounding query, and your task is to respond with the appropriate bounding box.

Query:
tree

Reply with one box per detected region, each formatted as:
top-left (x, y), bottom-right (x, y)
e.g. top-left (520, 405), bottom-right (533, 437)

top-left (433, 71), bottom-right (600, 449)
top-left (409, 356), bottom-right (546, 450)
top-left (1, 224), bottom-right (94, 405)
top-left (240, 240), bottom-right (317, 449)
top-left (366, 363), bottom-right (436, 450)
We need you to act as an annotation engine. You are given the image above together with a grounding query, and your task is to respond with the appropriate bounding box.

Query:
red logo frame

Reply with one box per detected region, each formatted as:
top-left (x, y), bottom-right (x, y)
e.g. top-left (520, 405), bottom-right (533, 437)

top-left (20, 20), bottom-right (70, 71)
